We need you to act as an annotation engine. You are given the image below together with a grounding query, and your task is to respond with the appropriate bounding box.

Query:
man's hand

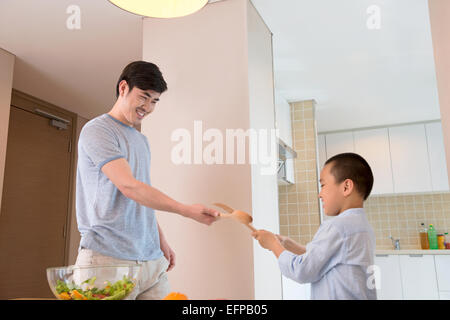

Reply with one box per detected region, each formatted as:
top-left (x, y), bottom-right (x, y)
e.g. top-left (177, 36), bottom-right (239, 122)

top-left (183, 204), bottom-right (220, 225)
top-left (160, 239), bottom-right (176, 272)
top-left (252, 229), bottom-right (285, 258)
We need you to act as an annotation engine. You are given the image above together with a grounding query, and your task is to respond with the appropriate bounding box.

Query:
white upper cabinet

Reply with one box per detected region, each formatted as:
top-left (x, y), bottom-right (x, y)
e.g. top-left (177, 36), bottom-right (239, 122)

top-left (389, 124), bottom-right (432, 193)
top-left (354, 128), bottom-right (394, 195)
top-left (425, 122), bottom-right (450, 191)
top-left (319, 121), bottom-right (448, 195)
top-left (324, 131), bottom-right (354, 159)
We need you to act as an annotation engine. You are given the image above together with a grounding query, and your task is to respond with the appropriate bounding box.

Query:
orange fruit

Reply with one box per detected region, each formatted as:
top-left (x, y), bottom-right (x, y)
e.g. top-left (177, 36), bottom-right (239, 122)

top-left (163, 292), bottom-right (188, 300)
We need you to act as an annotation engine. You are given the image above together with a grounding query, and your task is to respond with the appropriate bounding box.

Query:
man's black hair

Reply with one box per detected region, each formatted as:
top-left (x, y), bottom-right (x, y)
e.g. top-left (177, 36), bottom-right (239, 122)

top-left (116, 61), bottom-right (168, 98)
top-left (324, 153), bottom-right (374, 200)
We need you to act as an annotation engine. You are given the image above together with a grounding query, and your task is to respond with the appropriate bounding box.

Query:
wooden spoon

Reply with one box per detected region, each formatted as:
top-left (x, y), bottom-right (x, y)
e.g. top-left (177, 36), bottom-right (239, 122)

top-left (213, 203), bottom-right (257, 232)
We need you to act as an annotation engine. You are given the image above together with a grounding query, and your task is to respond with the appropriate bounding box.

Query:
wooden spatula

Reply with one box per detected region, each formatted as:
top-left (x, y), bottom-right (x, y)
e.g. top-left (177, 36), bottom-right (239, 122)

top-left (213, 203), bottom-right (257, 232)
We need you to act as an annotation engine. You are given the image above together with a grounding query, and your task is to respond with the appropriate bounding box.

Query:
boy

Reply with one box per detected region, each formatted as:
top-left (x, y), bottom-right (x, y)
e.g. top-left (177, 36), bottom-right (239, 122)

top-left (253, 153), bottom-right (377, 300)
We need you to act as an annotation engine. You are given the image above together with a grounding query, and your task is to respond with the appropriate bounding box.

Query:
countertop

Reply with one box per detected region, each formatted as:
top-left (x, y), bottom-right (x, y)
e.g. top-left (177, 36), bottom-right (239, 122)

top-left (376, 249), bottom-right (450, 255)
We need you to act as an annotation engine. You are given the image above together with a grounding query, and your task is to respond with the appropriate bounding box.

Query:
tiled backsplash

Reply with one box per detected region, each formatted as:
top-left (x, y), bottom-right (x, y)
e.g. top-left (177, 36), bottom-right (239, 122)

top-left (366, 192), bottom-right (450, 250)
top-left (278, 100), bottom-right (321, 245)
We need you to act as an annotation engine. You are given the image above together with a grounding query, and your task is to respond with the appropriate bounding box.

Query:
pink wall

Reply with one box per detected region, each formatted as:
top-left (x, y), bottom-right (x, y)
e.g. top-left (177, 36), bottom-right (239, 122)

top-left (429, 0), bottom-right (450, 186)
top-left (141, 0), bottom-right (255, 299)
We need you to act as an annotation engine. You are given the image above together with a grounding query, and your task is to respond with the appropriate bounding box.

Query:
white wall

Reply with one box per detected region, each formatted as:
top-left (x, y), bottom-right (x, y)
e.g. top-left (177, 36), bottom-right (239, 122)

top-left (247, 1), bottom-right (283, 299)
top-left (254, 0), bottom-right (441, 133)
top-left (429, 0), bottom-right (450, 188)
top-left (275, 91), bottom-right (293, 147)
top-left (0, 48), bottom-right (15, 212)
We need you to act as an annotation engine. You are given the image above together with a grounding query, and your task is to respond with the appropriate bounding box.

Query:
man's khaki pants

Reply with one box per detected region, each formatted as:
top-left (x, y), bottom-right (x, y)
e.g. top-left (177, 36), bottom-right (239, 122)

top-left (75, 248), bottom-right (171, 300)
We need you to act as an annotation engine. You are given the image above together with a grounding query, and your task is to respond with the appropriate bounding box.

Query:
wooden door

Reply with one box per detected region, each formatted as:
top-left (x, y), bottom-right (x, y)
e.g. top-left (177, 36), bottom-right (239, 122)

top-left (0, 103), bottom-right (73, 299)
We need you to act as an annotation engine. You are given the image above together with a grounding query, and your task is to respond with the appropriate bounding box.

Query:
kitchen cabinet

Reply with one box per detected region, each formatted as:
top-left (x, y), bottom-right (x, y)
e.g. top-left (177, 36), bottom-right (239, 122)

top-left (354, 128), bottom-right (394, 195)
top-left (324, 131), bottom-right (354, 159)
top-left (425, 122), bottom-right (450, 191)
top-left (439, 292), bottom-right (450, 300)
top-left (389, 124), bottom-right (433, 193)
top-left (320, 121), bottom-right (449, 195)
top-left (285, 159), bottom-right (295, 184)
top-left (374, 254), bottom-right (403, 300)
top-left (434, 255), bottom-right (450, 292)
top-left (399, 254), bottom-right (439, 300)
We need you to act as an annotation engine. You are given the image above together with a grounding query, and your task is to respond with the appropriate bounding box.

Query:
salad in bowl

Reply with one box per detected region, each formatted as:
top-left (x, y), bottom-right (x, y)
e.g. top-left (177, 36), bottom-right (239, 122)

top-left (46, 264), bottom-right (141, 300)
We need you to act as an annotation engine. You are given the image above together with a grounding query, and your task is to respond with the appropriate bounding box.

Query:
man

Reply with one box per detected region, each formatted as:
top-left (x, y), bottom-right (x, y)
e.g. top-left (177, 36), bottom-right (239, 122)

top-left (75, 61), bottom-right (219, 299)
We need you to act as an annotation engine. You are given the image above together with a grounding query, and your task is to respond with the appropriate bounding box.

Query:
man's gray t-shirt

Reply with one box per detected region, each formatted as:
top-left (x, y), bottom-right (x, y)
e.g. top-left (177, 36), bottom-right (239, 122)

top-left (76, 113), bottom-right (162, 261)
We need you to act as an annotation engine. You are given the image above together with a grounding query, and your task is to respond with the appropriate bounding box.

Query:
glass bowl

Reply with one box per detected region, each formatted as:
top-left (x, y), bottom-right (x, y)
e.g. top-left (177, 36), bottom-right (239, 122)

top-left (46, 264), bottom-right (141, 300)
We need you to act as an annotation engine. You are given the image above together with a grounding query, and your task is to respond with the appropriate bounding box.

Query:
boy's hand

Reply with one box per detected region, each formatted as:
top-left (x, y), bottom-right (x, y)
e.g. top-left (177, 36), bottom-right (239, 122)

top-left (252, 230), bottom-right (285, 258)
top-left (252, 230), bottom-right (278, 250)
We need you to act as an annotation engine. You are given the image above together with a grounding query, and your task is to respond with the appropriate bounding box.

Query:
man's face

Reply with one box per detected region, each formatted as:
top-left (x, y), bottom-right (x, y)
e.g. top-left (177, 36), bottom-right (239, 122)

top-left (119, 83), bottom-right (161, 127)
top-left (318, 163), bottom-right (345, 216)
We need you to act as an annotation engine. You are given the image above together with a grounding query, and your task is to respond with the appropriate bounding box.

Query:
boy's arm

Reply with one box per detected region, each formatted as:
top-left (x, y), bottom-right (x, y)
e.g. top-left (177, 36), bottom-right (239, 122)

top-left (277, 224), bottom-right (344, 284)
top-left (276, 234), bottom-right (306, 255)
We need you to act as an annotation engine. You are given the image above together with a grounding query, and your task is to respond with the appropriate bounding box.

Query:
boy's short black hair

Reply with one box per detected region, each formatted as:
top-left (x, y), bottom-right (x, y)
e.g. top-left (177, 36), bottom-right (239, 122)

top-left (116, 61), bottom-right (168, 98)
top-left (324, 153), bottom-right (374, 200)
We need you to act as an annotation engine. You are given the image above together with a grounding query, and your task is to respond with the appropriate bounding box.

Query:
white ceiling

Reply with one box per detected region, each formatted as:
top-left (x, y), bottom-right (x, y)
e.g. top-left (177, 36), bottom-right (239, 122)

top-left (0, 0), bottom-right (441, 130)
top-left (252, 0), bottom-right (442, 132)
top-left (0, 0), bottom-right (143, 120)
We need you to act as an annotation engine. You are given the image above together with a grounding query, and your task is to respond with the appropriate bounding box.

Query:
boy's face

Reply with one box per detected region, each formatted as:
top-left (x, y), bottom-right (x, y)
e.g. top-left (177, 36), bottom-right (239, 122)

top-left (118, 81), bottom-right (161, 127)
top-left (318, 163), bottom-right (345, 216)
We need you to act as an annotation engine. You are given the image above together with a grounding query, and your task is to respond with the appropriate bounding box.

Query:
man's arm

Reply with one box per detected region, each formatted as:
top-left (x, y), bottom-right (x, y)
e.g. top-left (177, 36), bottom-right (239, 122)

top-left (102, 158), bottom-right (218, 225)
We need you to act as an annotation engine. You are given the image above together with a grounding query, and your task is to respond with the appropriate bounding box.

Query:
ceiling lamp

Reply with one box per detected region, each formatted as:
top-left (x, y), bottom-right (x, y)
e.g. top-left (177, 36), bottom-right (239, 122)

top-left (108, 0), bottom-right (209, 18)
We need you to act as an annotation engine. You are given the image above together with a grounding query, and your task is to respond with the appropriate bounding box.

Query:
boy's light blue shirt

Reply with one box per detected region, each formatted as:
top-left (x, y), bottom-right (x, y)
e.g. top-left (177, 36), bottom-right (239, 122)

top-left (278, 208), bottom-right (377, 300)
top-left (76, 114), bottom-right (163, 261)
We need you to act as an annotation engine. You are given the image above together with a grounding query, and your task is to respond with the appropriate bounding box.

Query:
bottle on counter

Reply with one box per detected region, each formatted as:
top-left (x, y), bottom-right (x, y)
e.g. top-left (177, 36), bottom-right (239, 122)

top-left (419, 223), bottom-right (429, 250)
top-left (437, 233), bottom-right (446, 250)
top-left (444, 232), bottom-right (450, 250)
top-left (428, 224), bottom-right (438, 250)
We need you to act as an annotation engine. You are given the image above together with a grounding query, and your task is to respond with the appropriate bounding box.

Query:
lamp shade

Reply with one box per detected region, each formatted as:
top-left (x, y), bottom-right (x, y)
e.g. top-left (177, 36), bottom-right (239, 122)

top-left (108, 0), bottom-right (209, 18)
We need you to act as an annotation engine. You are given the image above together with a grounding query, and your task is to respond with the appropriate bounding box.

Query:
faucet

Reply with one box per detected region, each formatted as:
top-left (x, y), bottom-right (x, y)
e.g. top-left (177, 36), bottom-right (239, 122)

top-left (389, 236), bottom-right (401, 250)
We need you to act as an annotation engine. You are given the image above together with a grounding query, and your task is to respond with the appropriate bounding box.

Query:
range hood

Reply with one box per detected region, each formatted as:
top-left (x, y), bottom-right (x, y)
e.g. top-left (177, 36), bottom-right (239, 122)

top-left (277, 138), bottom-right (297, 185)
